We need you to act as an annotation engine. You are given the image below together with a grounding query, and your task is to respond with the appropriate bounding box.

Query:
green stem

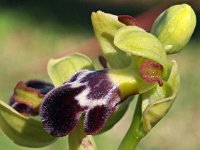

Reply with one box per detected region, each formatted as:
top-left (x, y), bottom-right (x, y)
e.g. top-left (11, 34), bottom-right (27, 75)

top-left (68, 118), bottom-right (97, 150)
top-left (118, 95), bottom-right (146, 150)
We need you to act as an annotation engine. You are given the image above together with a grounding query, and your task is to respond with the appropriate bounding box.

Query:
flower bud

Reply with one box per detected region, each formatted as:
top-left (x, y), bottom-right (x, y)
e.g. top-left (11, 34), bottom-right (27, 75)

top-left (151, 4), bottom-right (196, 54)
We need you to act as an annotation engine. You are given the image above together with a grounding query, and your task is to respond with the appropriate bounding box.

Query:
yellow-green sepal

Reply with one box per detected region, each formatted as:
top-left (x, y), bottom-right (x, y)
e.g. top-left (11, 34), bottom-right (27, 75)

top-left (0, 100), bottom-right (57, 147)
top-left (48, 53), bottom-right (94, 86)
top-left (141, 60), bottom-right (180, 132)
top-left (151, 4), bottom-right (196, 54)
top-left (91, 11), bottom-right (132, 69)
top-left (114, 26), bottom-right (168, 73)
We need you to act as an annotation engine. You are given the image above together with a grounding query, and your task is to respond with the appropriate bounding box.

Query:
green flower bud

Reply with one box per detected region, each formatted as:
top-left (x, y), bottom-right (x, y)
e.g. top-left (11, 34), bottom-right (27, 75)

top-left (151, 4), bottom-right (196, 54)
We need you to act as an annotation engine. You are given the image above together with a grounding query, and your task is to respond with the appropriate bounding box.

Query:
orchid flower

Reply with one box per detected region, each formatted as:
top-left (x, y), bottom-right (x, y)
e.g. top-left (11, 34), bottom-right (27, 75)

top-left (0, 4), bottom-right (196, 150)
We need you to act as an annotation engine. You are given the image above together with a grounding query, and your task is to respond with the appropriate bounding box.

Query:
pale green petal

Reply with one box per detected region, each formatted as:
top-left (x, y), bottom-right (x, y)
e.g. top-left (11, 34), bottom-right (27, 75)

top-left (48, 53), bottom-right (94, 86)
top-left (91, 11), bottom-right (132, 69)
top-left (0, 100), bottom-right (57, 147)
top-left (114, 26), bottom-right (168, 70)
top-left (141, 60), bottom-right (180, 132)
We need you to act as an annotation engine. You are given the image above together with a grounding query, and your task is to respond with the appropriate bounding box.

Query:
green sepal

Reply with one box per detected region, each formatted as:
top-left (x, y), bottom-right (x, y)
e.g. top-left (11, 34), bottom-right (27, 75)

top-left (114, 26), bottom-right (168, 71)
top-left (97, 96), bottom-right (133, 134)
top-left (151, 4), bottom-right (196, 54)
top-left (91, 11), bottom-right (132, 69)
top-left (48, 53), bottom-right (94, 86)
top-left (0, 100), bottom-right (57, 147)
top-left (141, 60), bottom-right (180, 132)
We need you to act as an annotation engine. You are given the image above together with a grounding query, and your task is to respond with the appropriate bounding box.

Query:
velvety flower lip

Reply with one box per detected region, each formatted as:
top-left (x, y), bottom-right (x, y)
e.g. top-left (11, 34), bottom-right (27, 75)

top-left (40, 70), bottom-right (121, 137)
top-left (10, 80), bottom-right (54, 116)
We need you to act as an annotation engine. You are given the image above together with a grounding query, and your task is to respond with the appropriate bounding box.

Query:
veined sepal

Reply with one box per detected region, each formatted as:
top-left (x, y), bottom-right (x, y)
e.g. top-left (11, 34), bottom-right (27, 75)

top-left (48, 53), bottom-right (95, 87)
top-left (0, 100), bottom-right (57, 147)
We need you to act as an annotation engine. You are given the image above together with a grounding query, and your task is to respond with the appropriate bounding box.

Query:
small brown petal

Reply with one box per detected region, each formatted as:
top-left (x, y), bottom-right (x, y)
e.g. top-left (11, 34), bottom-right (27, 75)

top-left (118, 15), bottom-right (140, 26)
top-left (140, 60), bottom-right (163, 86)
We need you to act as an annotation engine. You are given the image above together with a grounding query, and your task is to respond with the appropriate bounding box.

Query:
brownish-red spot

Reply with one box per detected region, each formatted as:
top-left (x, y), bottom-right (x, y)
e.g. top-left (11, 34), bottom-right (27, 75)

top-left (118, 15), bottom-right (140, 26)
top-left (140, 60), bottom-right (163, 86)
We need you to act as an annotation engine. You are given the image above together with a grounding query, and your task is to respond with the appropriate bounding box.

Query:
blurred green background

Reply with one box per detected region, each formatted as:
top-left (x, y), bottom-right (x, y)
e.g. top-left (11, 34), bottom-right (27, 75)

top-left (0, 0), bottom-right (200, 150)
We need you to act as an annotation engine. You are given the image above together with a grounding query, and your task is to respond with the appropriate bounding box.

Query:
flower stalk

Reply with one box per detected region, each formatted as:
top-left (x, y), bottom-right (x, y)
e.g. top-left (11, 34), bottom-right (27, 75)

top-left (68, 118), bottom-right (97, 150)
top-left (118, 95), bottom-right (145, 150)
